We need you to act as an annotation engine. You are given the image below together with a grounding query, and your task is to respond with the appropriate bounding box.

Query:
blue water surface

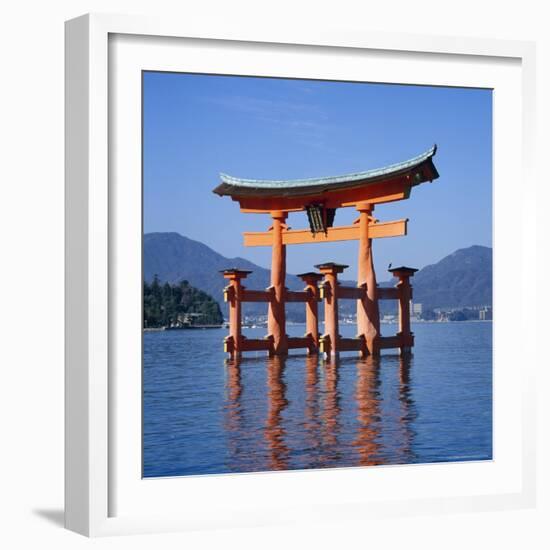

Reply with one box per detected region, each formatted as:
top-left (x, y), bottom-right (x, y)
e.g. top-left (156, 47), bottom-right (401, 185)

top-left (143, 322), bottom-right (492, 477)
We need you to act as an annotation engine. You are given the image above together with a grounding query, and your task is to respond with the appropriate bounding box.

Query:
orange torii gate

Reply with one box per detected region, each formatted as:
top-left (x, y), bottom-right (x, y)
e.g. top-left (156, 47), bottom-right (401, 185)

top-left (214, 145), bottom-right (439, 359)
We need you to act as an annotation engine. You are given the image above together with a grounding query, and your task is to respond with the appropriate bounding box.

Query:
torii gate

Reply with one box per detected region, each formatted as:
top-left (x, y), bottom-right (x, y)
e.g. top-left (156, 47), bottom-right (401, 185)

top-left (214, 145), bottom-right (439, 359)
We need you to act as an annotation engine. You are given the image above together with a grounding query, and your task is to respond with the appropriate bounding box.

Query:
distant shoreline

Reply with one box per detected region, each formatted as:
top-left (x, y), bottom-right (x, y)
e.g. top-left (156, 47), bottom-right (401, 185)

top-left (144, 325), bottom-right (223, 332)
top-left (144, 319), bottom-right (492, 332)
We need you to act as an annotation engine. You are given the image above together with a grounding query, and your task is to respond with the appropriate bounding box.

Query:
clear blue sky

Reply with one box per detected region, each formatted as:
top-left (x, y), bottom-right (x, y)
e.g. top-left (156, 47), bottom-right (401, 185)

top-left (143, 72), bottom-right (492, 280)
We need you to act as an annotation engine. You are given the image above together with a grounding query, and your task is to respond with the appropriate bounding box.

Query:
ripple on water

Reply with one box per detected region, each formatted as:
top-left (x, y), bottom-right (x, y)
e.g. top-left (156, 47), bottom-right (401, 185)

top-left (143, 322), bottom-right (492, 477)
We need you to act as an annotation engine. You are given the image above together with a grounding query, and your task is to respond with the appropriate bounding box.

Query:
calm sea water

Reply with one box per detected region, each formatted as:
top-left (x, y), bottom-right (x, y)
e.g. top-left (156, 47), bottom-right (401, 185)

top-left (143, 322), bottom-right (492, 477)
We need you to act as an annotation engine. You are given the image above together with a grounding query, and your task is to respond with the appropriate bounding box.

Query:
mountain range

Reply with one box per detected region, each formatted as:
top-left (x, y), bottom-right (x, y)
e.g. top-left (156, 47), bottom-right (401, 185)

top-left (143, 232), bottom-right (319, 319)
top-left (409, 245), bottom-right (492, 309)
top-left (144, 232), bottom-right (492, 317)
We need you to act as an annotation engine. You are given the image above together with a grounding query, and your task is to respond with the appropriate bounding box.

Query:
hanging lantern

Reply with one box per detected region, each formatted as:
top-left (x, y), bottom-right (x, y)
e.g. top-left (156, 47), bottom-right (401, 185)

top-left (306, 204), bottom-right (336, 235)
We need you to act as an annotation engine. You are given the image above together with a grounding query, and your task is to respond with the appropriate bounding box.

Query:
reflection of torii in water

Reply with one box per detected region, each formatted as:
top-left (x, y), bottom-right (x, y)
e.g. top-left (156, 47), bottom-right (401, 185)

top-left (223, 354), bottom-right (417, 472)
top-left (216, 146), bottom-right (439, 360)
top-left (223, 357), bottom-right (291, 472)
top-left (396, 356), bottom-right (416, 463)
top-left (264, 357), bottom-right (290, 471)
top-left (303, 355), bottom-right (322, 465)
top-left (353, 355), bottom-right (416, 466)
top-left (223, 359), bottom-right (245, 472)
top-left (353, 357), bottom-right (382, 466)
top-left (320, 360), bottom-right (341, 464)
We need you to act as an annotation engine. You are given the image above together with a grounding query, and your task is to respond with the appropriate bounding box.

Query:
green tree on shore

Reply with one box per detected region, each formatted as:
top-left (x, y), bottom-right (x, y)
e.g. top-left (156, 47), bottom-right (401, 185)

top-left (143, 277), bottom-right (223, 328)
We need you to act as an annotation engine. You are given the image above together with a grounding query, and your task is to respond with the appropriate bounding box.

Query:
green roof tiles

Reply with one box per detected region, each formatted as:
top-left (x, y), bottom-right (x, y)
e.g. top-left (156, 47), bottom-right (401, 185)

top-left (213, 145), bottom-right (438, 198)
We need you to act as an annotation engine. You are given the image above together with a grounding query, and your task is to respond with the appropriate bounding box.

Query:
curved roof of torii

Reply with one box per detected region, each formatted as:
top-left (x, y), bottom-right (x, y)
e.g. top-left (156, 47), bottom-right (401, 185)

top-left (213, 145), bottom-right (439, 199)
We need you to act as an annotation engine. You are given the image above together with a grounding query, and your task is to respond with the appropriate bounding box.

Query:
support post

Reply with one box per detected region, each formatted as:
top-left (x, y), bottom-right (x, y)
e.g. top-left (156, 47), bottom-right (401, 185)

top-left (297, 272), bottom-right (323, 354)
top-left (389, 266), bottom-right (418, 355)
top-left (221, 269), bottom-right (251, 359)
top-left (356, 202), bottom-right (380, 356)
top-left (268, 211), bottom-right (289, 355)
top-left (316, 262), bottom-right (348, 359)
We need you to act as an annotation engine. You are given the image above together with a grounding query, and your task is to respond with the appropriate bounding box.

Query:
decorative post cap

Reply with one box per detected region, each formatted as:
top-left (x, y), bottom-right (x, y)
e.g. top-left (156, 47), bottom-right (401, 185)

top-left (355, 201), bottom-right (374, 212)
top-left (296, 271), bottom-right (324, 281)
top-left (221, 268), bottom-right (252, 280)
top-left (388, 266), bottom-right (418, 277)
top-left (314, 262), bottom-right (349, 275)
top-left (270, 210), bottom-right (288, 220)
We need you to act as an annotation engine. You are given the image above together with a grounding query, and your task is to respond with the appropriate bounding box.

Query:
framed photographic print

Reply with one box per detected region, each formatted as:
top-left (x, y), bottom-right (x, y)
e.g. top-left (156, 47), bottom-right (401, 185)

top-left (65, 13), bottom-right (537, 536)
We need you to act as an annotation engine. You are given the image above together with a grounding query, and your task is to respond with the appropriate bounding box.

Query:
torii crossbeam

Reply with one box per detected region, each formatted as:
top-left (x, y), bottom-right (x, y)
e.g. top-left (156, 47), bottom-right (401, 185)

top-left (214, 145), bottom-right (439, 358)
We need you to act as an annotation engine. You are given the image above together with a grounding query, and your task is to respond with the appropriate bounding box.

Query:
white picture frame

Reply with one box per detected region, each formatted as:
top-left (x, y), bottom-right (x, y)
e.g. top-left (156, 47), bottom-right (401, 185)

top-left (65, 13), bottom-right (537, 537)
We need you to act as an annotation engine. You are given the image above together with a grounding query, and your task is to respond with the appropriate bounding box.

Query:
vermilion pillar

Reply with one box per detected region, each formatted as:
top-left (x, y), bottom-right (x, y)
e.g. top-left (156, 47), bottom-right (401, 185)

top-left (317, 262), bottom-right (348, 359)
top-left (222, 269), bottom-right (251, 359)
top-left (297, 272), bottom-right (323, 353)
top-left (389, 266), bottom-right (418, 355)
top-left (356, 202), bottom-right (380, 356)
top-left (268, 211), bottom-right (289, 355)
